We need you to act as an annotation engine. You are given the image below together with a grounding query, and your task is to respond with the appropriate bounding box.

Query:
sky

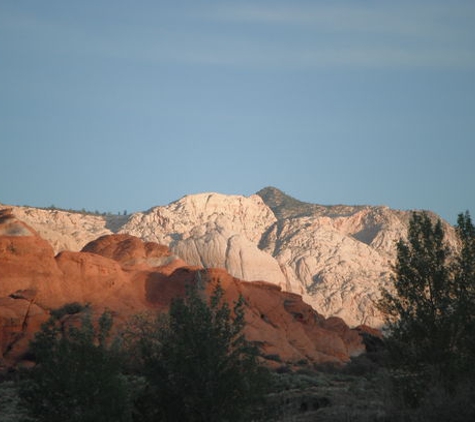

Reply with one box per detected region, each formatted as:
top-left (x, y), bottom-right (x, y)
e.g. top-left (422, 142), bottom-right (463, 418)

top-left (1, 0), bottom-right (474, 224)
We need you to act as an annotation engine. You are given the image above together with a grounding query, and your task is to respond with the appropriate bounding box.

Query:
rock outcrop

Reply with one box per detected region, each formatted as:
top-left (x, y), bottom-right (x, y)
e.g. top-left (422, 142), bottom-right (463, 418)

top-left (5, 206), bottom-right (116, 253)
top-left (119, 193), bottom-right (291, 287)
top-left (0, 211), bottom-right (366, 367)
top-left (259, 207), bottom-right (405, 326)
top-left (1, 188), bottom-right (456, 327)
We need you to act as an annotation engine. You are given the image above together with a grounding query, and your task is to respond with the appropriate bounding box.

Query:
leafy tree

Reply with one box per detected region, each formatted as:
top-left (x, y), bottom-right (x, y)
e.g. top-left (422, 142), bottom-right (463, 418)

top-left (125, 274), bottom-right (269, 422)
top-left (380, 213), bottom-right (452, 366)
top-left (452, 211), bottom-right (475, 363)
top-left (20, 306), bottom-right (133, 422)
top-left (379, 211), bottom-right (475, 409)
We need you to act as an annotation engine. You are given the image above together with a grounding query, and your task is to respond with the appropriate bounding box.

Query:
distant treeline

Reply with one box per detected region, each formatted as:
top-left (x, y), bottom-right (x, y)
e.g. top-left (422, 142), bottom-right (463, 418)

top-left (35, 205), bottom-right (129, 216)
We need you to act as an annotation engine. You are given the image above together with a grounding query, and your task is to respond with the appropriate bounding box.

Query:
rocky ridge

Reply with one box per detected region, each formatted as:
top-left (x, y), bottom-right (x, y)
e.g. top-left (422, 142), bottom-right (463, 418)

top-left (0, 209), bottom-right (366, 367)
top-left (3, 206), bottom-right (116, 252)
top-left (1, 188), bottom-right (457, 327)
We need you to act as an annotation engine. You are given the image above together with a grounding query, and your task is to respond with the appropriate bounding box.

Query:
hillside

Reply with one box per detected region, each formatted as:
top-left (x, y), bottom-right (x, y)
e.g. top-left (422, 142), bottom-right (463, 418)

top-left (0, 188), bottom-right (457, 327)
top-left (0, 208), bottom-right (367, 368)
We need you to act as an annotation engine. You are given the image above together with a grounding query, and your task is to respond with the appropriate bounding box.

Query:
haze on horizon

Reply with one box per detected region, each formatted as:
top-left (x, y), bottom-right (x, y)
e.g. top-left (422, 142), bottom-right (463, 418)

top-left (1, 0), bottom-right (474, 224)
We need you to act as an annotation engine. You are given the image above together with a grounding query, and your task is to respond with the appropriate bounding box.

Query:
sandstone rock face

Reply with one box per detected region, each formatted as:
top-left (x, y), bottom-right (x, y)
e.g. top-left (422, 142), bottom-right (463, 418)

top-left (205, 270), bottom-right (365, 363)
top-left (0, 209), bottom-right (64, 304)
top-left (0, 295), bottom-right (49, 363)
top-left (0, 213), bottom-right (365, 367)
top-left (121, 193), bottom-right (276, 245)
top-left (5, 206), bottom-right (117, 253)
top-left (82, 234), bottom-right (180, 269)
top-left (0, 188), bottom-right (456, 328)
top-left (119, 193), bottom-right (292, 291)
top-left (125, 191), bottom-right (458, 327)
top-left (171, 226), bottom-right (288, 289)
top-left (259, 208), bottom-right (405, 327)
top-left (116, 192), bottom-right (412, 327)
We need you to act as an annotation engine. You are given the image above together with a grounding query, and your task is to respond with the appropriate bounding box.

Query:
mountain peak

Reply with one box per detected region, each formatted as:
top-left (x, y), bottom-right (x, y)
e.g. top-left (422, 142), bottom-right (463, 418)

top-left (256, 187), bottom-right (313, 219)
top-left (257, 187), bottom-right (372, 220)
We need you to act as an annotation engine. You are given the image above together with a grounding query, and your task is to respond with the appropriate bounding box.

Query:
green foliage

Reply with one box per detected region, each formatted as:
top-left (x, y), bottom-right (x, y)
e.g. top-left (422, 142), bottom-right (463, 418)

top-left (20, 308), bottom-right (132, 422)
top-left (257, 186), bottom-right (367, 220)
top-left (380, 213), bottom-right (452, 366)
top-left (379, 211), bottom-right (475, 410)
top-left (125, 275), bottom-right (270, 422)
top-left (0, 381), bottom-right (33, 422)
top-left (452, 211), bottom-right (475, 363)
top-left (49, 301), bottom-right (88, 320)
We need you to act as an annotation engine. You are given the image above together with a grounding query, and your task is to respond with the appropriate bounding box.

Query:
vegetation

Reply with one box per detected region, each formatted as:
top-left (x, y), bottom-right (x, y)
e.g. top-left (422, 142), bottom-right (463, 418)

top-left (49, 301), bottom-right (89, 320)
top-left (379, 211), bottom-right (475, 419)
top-left (19, 308), bottom-right (132, 422)
top-left (43, 204), bottom-right (128, 216)
top-left (3, 210), bottom-right (474, 421)
top-left (0, 380), bottom-right (31, 422)
top-left (15, 277), bottom-right (269, 422)
top-left (123, 276), bottom-right (270, 422)
top-left (257, 186), bottom-right (366, 219)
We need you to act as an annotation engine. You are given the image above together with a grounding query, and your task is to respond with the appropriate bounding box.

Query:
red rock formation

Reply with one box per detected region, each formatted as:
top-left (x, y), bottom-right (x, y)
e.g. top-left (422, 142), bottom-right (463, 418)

top-left (82, 234), bottom-right (176, 269)
top-left (0, 297), bottom-right (48, 364)
top-left (203, 272), bottom-right (365, 363)
top-left (0, 210), bottom-right (367, 368)
top-left (0, 209), bottom-right (63, 304)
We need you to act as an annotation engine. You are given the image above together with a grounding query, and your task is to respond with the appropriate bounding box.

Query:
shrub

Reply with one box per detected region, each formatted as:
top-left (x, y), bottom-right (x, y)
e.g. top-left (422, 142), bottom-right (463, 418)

top-left (124, 276), bottom-right (270, 422)
top-left (49, 302), bottom-right (88, 320)
top-left (20, 308), bottom-right (132, 422)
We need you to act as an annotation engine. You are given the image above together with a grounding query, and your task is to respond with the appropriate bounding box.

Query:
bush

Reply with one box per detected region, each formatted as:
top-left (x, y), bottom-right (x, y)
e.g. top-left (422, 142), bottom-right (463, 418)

top-left (49, 302), bottom-right (88, 320)
top-left (20, 308), bottom-right (133, 422)
top-left (124, 275), bottom-right (270, 422)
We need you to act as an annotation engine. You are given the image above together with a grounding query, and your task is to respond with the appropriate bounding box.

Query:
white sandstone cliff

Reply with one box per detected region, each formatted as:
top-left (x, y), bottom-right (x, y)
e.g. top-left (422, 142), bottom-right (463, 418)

top-left (1, 190), bottom-right (456, 327)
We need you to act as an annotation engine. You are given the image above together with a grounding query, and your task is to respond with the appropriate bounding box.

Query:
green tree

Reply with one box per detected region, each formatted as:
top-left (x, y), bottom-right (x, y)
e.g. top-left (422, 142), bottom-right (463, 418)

top-left (450, 211), bottom-right (475, 370)
top-left (20, 305), bottom-right (133, 422)
top-left (379, 211), bottom-right (475, 411)
top-left (380, 213), bottom-right (452, 366)
top-left (126, 274), bottom-right (269, 422)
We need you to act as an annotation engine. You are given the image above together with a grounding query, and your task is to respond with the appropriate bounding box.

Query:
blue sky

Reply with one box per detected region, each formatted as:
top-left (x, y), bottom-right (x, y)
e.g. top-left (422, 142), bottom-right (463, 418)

top-left (1, 1), bottom-right (474, 223)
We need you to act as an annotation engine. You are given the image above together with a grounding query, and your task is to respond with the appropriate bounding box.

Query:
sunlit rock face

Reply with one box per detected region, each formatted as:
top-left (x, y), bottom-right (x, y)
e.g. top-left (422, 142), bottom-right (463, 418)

top-left (116, 189), bottom-right (431, 327)
top-left (259, 207), bottom-right (405, 327)
top-left (2, 188), bottom-right (456, 328)
top-left (0, 212), bottom-right (365, 367)
top-left (255, 187), bottom-right (455, 327)
top-left (5, 206), bottom-right (115, 253)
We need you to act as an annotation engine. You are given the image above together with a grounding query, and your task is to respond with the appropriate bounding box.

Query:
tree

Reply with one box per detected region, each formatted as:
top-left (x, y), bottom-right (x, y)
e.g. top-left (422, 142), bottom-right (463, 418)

top-left (380, 213), bottom-right (452, 366)
top-left (379, 211), bottom-right (475, 410)
top-left (451, 211), bottom-right (475, 367)
top-left (125, 273), bottom-right (269, 422)
top-left (20, 305), bottom-right (133, 422)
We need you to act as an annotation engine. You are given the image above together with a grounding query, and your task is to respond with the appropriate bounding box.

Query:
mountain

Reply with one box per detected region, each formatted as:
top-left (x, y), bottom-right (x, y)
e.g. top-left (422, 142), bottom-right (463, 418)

top-left (0, 208), bottom-right (366, 368)
top-left (0, 188), bottom-right (456, 328)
